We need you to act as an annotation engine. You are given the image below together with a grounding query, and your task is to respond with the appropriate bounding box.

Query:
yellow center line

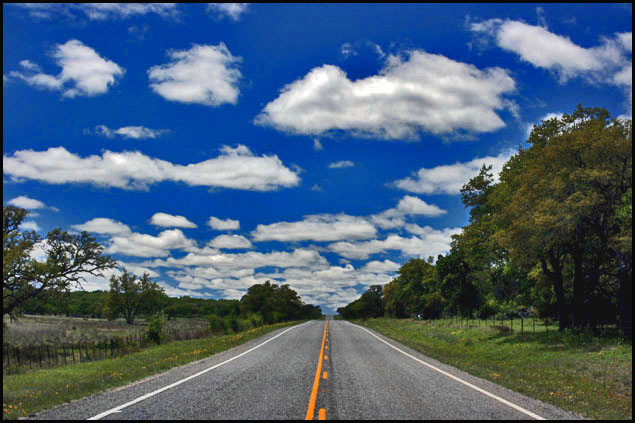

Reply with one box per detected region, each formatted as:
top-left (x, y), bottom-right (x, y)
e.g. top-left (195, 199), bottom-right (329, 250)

top-left (305, 320), bottom-right (328, 420)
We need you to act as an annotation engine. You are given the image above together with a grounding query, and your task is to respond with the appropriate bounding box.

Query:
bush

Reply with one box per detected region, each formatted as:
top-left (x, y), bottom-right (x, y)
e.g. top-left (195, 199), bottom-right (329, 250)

top-left (208, 314), bottom-right (226, 334)
top-left (145, 312), bottom-right (166, 345)
top-left (247, 313), bottom-right (264, 328)
top-left (223, 315), bottom-right (239, 333)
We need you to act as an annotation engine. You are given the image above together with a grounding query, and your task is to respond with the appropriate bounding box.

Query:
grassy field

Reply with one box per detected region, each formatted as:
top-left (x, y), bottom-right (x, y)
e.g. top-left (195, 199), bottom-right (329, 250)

top-left (3, 314), bottom-right (209, 346)
top-left (2, 320), bottom-right (302, 420)
top-left (353, 317), bottom-right (631, 420)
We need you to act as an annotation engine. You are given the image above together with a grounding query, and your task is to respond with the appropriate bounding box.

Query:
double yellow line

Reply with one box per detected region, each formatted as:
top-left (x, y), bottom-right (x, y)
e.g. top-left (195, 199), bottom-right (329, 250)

top-left (305, 320), bottom-right (328, 420)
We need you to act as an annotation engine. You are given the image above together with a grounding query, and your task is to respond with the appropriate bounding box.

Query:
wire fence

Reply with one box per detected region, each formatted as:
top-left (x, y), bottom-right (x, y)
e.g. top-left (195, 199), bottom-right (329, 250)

top-left (413, 316), bottom-right (620, 336)
top-left (3, 326), bottom-right (212, 375)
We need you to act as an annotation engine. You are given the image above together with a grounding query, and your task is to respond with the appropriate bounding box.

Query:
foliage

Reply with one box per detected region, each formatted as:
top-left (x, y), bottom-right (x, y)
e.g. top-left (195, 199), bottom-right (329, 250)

top-left (105, 269), bottom-right (168, 325)
top-left (337, 107), bottom-right (631, 338)
top-left (145, 312), bottom-right (167, 345)
top-left (3, 206), bottom-right (116, 320)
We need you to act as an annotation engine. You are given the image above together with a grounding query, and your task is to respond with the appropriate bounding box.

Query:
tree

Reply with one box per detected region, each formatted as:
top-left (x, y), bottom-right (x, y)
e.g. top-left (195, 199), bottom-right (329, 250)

top-left (493, 106), bottom-right (632, 331)
top-left (3, 206), bottom-right (116, 319)
top-left (106, 269), bottom-right (168, 324)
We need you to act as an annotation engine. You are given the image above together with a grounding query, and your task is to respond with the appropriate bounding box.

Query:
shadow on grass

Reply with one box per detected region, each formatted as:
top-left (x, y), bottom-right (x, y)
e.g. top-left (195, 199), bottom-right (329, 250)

top-left (482, 326), bottom-right (630, 353)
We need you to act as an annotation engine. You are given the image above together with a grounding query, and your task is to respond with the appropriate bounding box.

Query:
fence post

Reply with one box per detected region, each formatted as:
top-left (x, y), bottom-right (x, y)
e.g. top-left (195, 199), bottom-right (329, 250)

top-left (521, 318), bottom-right (524, 335)
top-left (47, 345), bottom-right (52, 367)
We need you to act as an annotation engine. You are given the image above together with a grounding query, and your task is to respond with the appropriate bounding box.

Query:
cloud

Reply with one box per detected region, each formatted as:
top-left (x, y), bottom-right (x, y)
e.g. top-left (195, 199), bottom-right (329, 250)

top-left (71, 218), bottom-right (132, 235)
top-left (148, 43), bottom-right (242, 107)
top-left (470, 20), bottom-right (632, 114)
top-left (92, 125), bottom-right (169, 139)
top-left (107, 229), bottom-right (197, 258)
top-left (255, 49), bottom-right (516, 140)
top-left (251, 214), bottom-right (377, 242)
top-left (150, 212), bottom-right (197, 228)
top-left (328, 160), bottom-right (355, 169)
top-left (208, 216), bottom-right (240, 230)
top-left (340, 42), bottom-right (358, 58)
top-left (8, 195), bottom-right (46, 209)
top-left (3, 145), bottom-right (301, 192)
top-left (206, 3), bottom-right (249, 21)
top-left (20, 221), bottom-right (41, 232)
top-left (328, 227), bottom-right (461, 260)
top-left (392, 150), bottom-right (514, 195)
top-left (208, 234), bottom-right (253, 249)
top-left (8, 4), bottom-right (179, 20)
top-left (8, 40), bottom-right (124, 98)
top-left (369, 195), bottom-right (447, 229)
top-left (146, 248), bottom-right (328, 271)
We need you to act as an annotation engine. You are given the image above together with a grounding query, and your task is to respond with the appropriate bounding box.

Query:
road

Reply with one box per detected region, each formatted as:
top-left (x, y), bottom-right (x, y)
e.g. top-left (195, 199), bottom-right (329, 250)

top-left (31, 318), bottom-right (581, 420)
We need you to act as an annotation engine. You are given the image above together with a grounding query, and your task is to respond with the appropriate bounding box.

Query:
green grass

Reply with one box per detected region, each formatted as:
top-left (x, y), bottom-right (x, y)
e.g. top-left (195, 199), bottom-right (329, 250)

top-left (354, 317), bottom-right (632, 420)
top-left (2, 321), bottom-right (302, 420)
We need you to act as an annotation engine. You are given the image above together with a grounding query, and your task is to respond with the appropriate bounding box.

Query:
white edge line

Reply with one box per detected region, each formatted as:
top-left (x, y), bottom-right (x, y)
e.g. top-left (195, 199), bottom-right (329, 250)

top-left (88, 321), bottom-right (311, 420)
top-left (346, 321), bottom-right (546, 420)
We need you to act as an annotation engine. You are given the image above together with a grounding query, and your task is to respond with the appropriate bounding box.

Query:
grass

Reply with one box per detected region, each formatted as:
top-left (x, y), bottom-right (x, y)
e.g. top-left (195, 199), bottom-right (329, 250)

top-left (3, 314), bottom-right (209, 346)
top-left (2, 321), bottom-right (302, 420)
top-left (354, 317), bottom-right (632, 420)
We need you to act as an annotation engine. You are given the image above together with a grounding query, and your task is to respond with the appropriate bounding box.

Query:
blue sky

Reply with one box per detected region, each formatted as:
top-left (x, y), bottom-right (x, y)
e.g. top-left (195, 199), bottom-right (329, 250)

top-left (3, 4), bottom-right (632, 313)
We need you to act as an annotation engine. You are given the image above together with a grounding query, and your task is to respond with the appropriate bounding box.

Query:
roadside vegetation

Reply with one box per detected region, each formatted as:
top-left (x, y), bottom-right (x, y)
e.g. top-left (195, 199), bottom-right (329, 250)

top-left (338, 107), bottom-right (632, 419)
top-left (354, 318), bottom-right (631, 420)
top-left (3, 204), bottom-right (323, 417)
top-left (2, 320), bottom-right (302, 420)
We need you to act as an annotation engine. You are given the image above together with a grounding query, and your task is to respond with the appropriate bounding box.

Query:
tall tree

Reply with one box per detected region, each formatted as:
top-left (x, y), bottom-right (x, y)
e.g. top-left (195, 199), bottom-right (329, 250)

top-left (3, 206), bottom-right (116, 319)
top-left (493, 106), bottom-right (632, 330)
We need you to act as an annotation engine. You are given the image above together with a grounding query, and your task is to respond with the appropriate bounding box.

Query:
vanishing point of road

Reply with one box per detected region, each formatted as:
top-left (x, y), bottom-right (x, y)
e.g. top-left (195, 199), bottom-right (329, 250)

top-left (31, 317), bottom-right (581, 420)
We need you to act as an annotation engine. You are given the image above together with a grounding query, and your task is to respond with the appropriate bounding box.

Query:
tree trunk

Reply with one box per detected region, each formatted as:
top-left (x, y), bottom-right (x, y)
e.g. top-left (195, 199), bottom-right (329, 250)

top-left (542, 248), bottom-right (570, 330)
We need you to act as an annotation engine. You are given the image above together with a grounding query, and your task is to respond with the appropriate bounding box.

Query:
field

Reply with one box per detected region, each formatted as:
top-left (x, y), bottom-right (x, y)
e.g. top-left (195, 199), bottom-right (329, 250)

top-left (3, 314), bottom-right (209, 345)
top-left (2, 319), bottom-right (301, 419)
top-left (355, 317), bottom-right (632, 420)
top-left (3, 315), bottom-right (211, 375)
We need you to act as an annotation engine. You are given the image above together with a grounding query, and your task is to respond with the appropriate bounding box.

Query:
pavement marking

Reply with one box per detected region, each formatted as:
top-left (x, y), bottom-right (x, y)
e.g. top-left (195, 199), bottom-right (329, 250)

top-left (347, 322), bottom-right (546, 421)
top-left (87, 321), bottom-right (312, 421)
top-left (305, 320), bottom-right (328, 420)
top-left (324, 355), bottom-right (328, 360)
top-left (318, 408), bottom-right (326, 420)
top-left (323, 371), bottom-right (328, 380)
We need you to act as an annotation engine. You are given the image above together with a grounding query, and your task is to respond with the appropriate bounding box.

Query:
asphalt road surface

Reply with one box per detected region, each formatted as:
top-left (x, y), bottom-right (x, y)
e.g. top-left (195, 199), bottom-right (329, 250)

top-left (31, 318), bottom-right (582, 420)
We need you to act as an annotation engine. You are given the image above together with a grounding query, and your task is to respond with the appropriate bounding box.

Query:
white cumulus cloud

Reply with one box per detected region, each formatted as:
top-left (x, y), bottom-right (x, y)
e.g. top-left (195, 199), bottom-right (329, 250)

top-left (8, 40), bottom-right (124, 98)
top-left (255, 50), bottom-right (516, 140)
top-left (208, 216), bottom-right (240, 230)
top-left (150, 213), bottom-right (197, 228)
top-left (148, 43), bottom-right (242, 107)
top-left (3, 145), bottom-right (300, 192)
top-left (392, 150), bottom-right (514, 195)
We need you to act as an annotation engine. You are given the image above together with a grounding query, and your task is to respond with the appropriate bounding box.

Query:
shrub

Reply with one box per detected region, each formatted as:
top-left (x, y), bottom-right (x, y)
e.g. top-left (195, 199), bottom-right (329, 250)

top-left (145, 312), bottom-right (166, 345)
top-left (208, 314), bottom-right (226, 334)
top-left (248, 313), bottom-right (264, 328)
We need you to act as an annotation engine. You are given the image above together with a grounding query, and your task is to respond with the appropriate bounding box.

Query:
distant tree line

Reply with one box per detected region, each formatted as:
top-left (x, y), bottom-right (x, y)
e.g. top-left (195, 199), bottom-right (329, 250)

top-left (339, 106), bottom-right (632, 337)
top-left (20, 277), bottom-right (322, 327)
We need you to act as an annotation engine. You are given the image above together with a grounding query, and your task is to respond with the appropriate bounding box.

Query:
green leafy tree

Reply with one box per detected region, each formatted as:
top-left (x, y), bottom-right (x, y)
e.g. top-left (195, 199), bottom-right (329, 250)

top-left (3, 206), bottom-right (116, 319)
top-left (493, 106), bottom-right (632, 330)
top-left (106, 269), bottom-right (168, 324)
